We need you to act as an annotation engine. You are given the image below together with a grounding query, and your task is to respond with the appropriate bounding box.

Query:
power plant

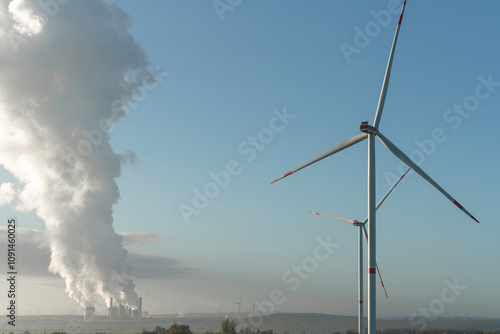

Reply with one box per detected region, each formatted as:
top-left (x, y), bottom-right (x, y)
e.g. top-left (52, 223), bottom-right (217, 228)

top-left (82, 297), bottom-right (143, 320)
top-left (107, 297), bottom-right (142, 320)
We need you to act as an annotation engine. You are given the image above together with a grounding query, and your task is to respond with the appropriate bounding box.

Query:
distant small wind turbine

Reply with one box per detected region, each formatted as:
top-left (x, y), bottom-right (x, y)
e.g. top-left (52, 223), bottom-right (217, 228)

top-left (309, 167), bottom-right (410, 334)
top-left (271, 3), bottom-right (479, 334)
top-left (251, 299), bottom-right (257, 314)
top-left (235, 299), bottom-right (243, 317)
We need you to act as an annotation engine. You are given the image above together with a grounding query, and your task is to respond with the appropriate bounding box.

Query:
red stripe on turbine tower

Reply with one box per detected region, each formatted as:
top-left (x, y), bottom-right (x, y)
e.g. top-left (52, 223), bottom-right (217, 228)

top-left (369, 268), bottom-right (376, 274)
top-left (359, 300), bottom-right (364, 304)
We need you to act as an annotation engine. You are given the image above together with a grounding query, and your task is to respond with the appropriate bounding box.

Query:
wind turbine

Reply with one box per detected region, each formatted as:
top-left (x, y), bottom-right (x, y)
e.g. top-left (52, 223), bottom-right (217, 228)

top-left (309, 167), bottom-right (410, 334)
top-left (251, 299), bottom-right (257, 314)
top-left (235, 299), bottom-right (243, 317)
top-left (271, 2), bottom-right (479, 334)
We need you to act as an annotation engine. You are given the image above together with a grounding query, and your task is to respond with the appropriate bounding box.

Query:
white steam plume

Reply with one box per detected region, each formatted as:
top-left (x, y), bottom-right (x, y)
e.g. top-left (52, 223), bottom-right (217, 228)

top-left (0, 0), bottom-right (154, 308)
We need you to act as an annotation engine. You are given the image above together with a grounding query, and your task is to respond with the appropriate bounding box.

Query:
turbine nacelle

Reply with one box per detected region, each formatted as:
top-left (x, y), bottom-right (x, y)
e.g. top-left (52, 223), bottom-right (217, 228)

top-left (360, 122), bottom-right (378, 135)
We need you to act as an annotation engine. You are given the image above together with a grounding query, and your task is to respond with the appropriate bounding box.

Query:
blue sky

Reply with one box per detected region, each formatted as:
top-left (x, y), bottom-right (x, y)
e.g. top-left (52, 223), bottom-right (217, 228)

top-left (1, 0), bottom-right (499, 321)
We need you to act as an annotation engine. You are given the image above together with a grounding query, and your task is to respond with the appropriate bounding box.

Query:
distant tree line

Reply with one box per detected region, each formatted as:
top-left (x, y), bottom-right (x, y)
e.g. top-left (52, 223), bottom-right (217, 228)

top-left (162, 323), bottom-right (497, 334)
top-left (140, 320), bottom-right (274, 334)
top-left (141, 324), bottom-right (193, 334)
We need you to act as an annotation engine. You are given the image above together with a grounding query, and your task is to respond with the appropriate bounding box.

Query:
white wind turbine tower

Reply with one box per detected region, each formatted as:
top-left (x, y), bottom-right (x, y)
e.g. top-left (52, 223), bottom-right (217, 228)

top-left (271, 2), bottom-right (480, 334)
top-left (235, 299), bottom-right (243, 317)
top-left (309, 167), bottom-right (410, 334)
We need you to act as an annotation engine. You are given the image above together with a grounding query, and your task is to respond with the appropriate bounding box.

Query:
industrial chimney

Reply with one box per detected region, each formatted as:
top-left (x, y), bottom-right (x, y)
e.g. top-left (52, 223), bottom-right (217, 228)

top-left (108, 297), bottom-right (114, 319)
top-left (84, 307), bottom-right (95, 320)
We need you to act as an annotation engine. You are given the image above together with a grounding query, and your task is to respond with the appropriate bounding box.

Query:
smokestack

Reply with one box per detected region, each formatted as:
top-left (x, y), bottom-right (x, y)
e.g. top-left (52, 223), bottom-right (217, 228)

top-left (84, 307), bottom-right (95, 320)
top-left (108, 297), bottom-right (114, 319)
top-left (139, 297), bottom-right (142, 319)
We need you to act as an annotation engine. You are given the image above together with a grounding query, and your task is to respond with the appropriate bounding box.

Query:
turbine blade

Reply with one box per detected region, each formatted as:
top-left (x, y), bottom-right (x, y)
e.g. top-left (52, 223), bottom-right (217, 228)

top-left (271, 133), bottom-right (368, 184)
top-left (362, 225), bottom-right (388, 298)
top-left (362, 224), bottom-right (368, 243)
top-left (357, 167), bottom-right (411, 226)
top-left (376, 132), bottom-right (479, 223)
top-left (375, 262), bottom-right (389, 298)
top-left (308, 211), bottom-right (356, 224)
top-left (375, 167), bottom-right (411, 211)
top-left (373, 0), bottom-right (407, 129)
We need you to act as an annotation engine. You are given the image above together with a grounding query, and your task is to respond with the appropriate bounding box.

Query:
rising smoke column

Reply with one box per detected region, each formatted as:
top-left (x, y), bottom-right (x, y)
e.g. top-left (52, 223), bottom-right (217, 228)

top-left (0, 0), bottom-right (152, 307)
